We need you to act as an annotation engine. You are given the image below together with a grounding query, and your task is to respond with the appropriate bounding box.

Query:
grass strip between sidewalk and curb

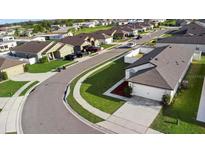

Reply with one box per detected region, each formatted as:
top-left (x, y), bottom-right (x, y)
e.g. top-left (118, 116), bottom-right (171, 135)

top-left (19, 81), bottom-right (39, 96)
top-left (66, 52), bottom-right (128, 123)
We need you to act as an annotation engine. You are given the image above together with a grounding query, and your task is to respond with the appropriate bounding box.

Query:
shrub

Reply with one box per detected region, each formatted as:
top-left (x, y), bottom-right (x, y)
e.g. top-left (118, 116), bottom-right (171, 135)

top-left (24, 64), bottom-right (29, 72)
top-left (123, 86), bottom-right (132, 97)
top-left (162, 94), bottom-right (171, 105)
top-left (1, 72), bottom-right (8, 80)
top-left (39, 56), bottom-right (48, 63)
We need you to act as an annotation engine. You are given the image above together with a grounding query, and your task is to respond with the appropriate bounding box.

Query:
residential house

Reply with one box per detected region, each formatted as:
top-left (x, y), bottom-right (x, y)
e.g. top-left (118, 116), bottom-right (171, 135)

top-left (0, 41), bottom-right (17, 53)
top-left (125, 45), bottom-right (200, 101)
top-left (39, 33), bottom-right (68, 40)
top-left (0, 36), bottom-right (15, 42)
top-left (157, 35), bottom-right (205, 53)
top-left (15, 36), bottom-right (46, 45)
top-left (89, 31), bottom-right (114, 44)
top-left (0, 57), bottom-right (25, 78)
top-left (11, 41), bottom-right (74, 64)
top-left (60, 34), bottom-right (95, 53)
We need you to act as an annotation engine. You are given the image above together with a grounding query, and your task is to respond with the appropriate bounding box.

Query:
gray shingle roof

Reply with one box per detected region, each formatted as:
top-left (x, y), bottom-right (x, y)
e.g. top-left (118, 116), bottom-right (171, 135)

top-left (157, 35), bottom-right (205, 45)
top-left (126, 46), bottom-right (168, 69)
top-left (127, 45), bottom-right (195, 90)
top-left (12, 41), bottom-right (51, 54)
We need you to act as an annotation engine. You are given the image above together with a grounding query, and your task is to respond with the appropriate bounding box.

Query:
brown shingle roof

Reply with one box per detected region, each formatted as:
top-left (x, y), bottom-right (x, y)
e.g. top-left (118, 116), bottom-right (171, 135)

top-left (12, 41), bottom-right (51, 54)
top-left (0, 57), bottom-right (24, 70)
top-left (60, 34), bottom-right (88, 46)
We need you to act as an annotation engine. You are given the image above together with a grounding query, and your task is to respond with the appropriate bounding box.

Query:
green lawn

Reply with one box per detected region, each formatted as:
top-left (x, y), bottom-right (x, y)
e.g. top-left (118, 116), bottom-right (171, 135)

top-left (19, 81), bottom-right (39, 96)
top-left (0, 80), bottom-right (28, 97)
top-left (67, 75), bottom-right (104, 123)
top-left (160, 19), bottom-right (177, 26)
top-left (143, 39), bottom-right (157, 47)
top-left (100, 44), bottom-right (116, 49)
top-left (114, 38), bottom-right (129, 43)
top-left (151, 56), bottom-right (205, 134)
top-left (73, 25), bottom-right (113, 35)
top-left (160, 33), bottom-right (174, 38)
top-left (27, 60), bottom-right (75, 73)
top-left (80, 58), bottom-right (128, 114)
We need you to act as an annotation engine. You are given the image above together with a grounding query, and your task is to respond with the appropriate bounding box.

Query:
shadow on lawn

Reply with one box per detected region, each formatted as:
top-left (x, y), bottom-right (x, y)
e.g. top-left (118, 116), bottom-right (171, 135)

top-left (161, 63), bottom-right (205, 127)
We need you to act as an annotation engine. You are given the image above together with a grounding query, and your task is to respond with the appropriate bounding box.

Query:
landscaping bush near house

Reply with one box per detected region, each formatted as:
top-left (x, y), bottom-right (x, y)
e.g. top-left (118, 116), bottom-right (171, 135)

top-left (1, 72), bottom-right (8, 80)
top-left (162, 94), bottom-right (171, 105)
top-left (39, 56), bottom-right (48, 63)
top-left (24, 64), bottom-right (29, 72)
top-left (123, 86), bottom-right (132, 97)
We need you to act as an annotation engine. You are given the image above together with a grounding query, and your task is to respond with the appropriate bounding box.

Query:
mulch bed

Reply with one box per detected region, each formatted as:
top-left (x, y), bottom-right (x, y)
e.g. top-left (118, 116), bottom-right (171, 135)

top-left (111, 81), bottom-right (129, 97)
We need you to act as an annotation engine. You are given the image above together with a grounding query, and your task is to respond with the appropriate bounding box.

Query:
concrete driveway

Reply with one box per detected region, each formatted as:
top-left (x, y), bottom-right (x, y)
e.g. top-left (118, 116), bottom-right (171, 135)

top-left (98, 96), bottom-right (162, 134)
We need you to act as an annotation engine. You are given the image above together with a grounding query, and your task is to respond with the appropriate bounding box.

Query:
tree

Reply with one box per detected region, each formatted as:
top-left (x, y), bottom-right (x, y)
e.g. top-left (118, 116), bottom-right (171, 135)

top-left (33, 24), bottom-right (45, 33)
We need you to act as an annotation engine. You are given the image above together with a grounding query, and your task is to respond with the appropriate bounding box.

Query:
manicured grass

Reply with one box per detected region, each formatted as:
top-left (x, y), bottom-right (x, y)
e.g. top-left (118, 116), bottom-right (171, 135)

top-left (0, 80), bottom-right (28, 97)
top-left (27, 60), bottom-right (75, 73)
top-left (114, 38), bottom-right (129, 43)
top-left (19, 81), bottom-right (39, 96)
top-left (143, 39), bottom-right (157, 47)
top-left (80, 58), bottom-right (128, 114)
top-left (160, 19), bottom-right (177, 26)
top-left (100, 44), bottom-right (116, 49)
top-left (160, 33), bottom-right (174, 38)
top-left (151, 56), bottom-right (205, 134)
top-left (67, 75), bottom-right (104, 123)
top-left (73, 25), bottom-right (113, 35)
top-left (67, 53), bottom-right (127, 123)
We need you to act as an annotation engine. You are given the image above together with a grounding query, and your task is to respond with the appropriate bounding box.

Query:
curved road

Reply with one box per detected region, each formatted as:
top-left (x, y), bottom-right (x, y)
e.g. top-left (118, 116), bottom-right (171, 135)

top-left (22, 30), bottom-right (168, 134)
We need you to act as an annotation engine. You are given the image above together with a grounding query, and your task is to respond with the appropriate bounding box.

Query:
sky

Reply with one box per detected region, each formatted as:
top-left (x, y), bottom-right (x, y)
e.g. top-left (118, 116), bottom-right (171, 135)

top-left (0, 19), bottom-right (41, 25)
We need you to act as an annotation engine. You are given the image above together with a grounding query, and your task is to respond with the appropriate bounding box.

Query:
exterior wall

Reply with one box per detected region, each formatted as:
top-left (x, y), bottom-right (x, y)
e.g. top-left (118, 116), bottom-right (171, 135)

top-left (1, 64), bottom-right (25, 78)
top-left (156, 43), bottom-right (205, 53)
top-left (105, 37), bottom-right (113, 44)
top-left (129, 82), bottom-right (172, 101)
top-left (57, 44), bottom-right (74, 58)
top-left (98, 38), bottom-right (113, 45)
top-left (125, 63), bottom-right (154, 79)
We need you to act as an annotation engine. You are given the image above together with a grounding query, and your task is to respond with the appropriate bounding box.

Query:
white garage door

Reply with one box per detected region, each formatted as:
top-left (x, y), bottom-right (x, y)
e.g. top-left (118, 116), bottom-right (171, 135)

top-left (105, 38), bottom-right (113, 44)
top-left (131, 83), bottom-right (167, 101)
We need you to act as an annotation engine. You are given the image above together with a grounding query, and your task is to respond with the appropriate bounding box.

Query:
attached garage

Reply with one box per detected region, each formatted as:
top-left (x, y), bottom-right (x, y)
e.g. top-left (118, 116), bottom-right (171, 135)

top-left (129, 82), bottom-right (171, 101)
top-left (0, 58), bottom-right (25, 78)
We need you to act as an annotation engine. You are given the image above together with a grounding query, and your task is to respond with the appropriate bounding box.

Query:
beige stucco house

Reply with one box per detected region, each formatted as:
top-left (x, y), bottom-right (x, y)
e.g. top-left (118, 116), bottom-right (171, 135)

top-left (0, 57), bottom-right (25, 78)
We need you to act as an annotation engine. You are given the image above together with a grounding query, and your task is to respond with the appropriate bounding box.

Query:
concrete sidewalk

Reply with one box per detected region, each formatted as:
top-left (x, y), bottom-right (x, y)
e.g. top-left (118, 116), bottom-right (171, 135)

top-left (0, 81), bottom-right (36, 134)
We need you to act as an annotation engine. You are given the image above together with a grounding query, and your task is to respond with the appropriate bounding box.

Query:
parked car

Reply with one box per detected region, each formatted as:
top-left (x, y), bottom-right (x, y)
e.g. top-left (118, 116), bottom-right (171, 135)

top-left (135, 35), bottom-right (142, 40)
top-left (125, 42), bottom-right (136, 48)
top-left (65, 54), bottom-right (76, 61)
top-left (85, 46), bottom-right (101, 53)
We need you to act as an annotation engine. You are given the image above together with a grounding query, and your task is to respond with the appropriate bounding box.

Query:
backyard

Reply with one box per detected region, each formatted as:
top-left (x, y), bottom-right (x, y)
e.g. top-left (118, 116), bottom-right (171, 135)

top-left (27, 59), bottom-right (75, 73)
top-left (80, 58), bottom-right (129, 114)
top-left (0, 80), bottom-right (28, 97)
top-left (72, 25), bottom-right (113, 35)
top-left (151, 56), bottom-right (205, 133)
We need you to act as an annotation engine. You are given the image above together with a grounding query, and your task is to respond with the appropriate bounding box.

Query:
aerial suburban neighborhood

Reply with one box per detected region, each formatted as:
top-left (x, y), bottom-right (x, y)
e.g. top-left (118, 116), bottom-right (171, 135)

top-left (1, 19), bottom-right (205, 134)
